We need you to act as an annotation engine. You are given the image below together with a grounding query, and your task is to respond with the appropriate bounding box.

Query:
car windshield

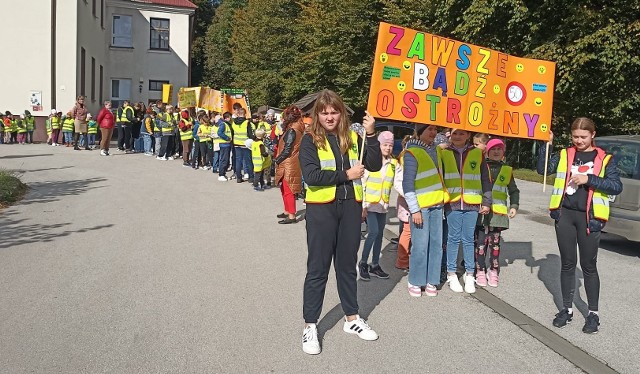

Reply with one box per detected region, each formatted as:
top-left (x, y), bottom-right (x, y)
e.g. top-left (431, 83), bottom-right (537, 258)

top-left (597, 139), bottom-right (640, 180)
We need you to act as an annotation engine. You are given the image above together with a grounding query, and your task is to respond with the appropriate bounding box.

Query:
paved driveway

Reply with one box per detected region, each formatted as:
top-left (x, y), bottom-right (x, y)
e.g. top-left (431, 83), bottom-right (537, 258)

top-left (1, 144), bottom-right (636, 373)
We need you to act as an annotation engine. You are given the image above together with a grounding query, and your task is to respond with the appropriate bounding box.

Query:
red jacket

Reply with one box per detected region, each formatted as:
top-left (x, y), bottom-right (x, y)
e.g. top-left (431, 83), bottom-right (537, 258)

top-left (97, 108), bottom-right (115, 129)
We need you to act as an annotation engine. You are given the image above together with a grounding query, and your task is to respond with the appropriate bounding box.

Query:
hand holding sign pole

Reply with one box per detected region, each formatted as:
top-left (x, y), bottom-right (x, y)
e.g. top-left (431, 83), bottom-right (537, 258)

top-left (361, 111), bottom-right (375, 162)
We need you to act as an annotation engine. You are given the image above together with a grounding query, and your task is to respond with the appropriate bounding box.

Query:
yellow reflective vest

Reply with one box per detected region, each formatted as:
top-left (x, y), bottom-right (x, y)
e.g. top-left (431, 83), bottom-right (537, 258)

top-left (198, 124), bottom-right (212, 142)
top-left (179, 118), bottom-right (194, 141)
top-left (251, 139), bottom-right (271, 172)
top-left (214, 122), bottom-right (232, 144)
top-left (550, 148), bottom-right (611, 221)
top-left (25, 116), bottom-right (35, 131)
top-left (160, 112), bottom-right (175, 135)
top-left (118, 106), bottom-right (134, 123)
top-left (405, 146), bottom-right (449, 208)
top-left (17, 120), bottom-right (27, 133)
top-left (490, 165), bottom-right (512, 215)
top-left (305, 131), bottom-right (363, 203)
top-left (364, 158), bottom-right (398, 204)
top-left (62, 118), bottom-right (75, 132)
top-left (232, 120), bottom-right (252, 146)
top-left (441, 147), bottom-right (483, 205)
top-left (51, 116), bottom-right (61, 130)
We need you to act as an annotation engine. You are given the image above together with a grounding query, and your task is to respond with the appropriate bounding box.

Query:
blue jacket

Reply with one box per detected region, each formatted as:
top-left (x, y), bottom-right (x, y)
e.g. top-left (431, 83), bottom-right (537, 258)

top-left (217, 119), bottom-right (231, 147)
top-left (192, 122), bottom-right (200, 142)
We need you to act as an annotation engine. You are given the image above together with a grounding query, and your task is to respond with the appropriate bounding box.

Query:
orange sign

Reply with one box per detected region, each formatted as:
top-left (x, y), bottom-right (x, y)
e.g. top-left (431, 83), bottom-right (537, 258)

top-left (367, 22), bottom-right (555, 141)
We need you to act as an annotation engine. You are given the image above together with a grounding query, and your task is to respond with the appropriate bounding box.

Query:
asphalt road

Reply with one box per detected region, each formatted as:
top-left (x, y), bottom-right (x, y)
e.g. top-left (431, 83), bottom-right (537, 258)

top-left (1, 144), bottom-right (637, 373)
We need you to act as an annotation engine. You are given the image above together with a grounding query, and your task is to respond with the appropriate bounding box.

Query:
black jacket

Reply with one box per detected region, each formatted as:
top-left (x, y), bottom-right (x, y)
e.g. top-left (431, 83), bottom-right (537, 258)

top-left (299, 132), bottom-right (382, 201)
top-left (274, 128), bottom-right (296, 164)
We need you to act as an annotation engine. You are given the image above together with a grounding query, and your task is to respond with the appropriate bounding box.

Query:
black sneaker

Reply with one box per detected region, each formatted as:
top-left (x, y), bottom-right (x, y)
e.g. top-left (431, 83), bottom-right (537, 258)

top-left (359, 263), bottom-right (370, 281)
top-left (582, 312), bottom-right (600, 334)
top-left (552, 309), bottom-right (573, 328)
top-left (369, 265), bottom-right (389, 279)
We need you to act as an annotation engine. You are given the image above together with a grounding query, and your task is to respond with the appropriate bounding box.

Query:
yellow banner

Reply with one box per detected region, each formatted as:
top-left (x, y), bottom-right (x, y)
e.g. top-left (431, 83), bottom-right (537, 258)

top-left (367, 22), bottom-right (556, 141)
top-left (178, 88), bottom-right (197, 108)
top-left (162, 84), bottom-right (173, 104)
top-left (200, 88), bottom-right (223, 112)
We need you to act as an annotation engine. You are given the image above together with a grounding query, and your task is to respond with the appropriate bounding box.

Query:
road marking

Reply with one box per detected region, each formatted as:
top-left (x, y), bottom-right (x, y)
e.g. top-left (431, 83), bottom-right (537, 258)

top-left (472, 289), bottom-right (618, 374)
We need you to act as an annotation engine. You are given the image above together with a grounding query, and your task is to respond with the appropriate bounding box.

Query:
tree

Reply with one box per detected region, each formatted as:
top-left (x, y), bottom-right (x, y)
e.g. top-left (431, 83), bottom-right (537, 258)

top-left (201, 0), bottom-right (248, 89)
top-left (190, 0), bottom-right (218, 86)
top-left (229, 0), bottom-right (301, 107)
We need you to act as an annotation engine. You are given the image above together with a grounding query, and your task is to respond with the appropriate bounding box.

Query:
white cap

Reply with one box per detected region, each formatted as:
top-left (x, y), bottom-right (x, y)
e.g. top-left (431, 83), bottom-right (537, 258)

top-left (51, 109), bottom-right (57, 115)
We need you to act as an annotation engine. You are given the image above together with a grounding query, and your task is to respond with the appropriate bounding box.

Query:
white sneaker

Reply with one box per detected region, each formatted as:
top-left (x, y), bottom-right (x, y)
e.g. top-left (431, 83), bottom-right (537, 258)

top-left (302, 324), bottom-right (321, 355)
top-left (217, 176), bottom-right (228, 182)
top-left (447, 274), bottom-right (464, 293)
top-left (343, 316), bottom-right (378, 341)
top-left (463, 273), bottom-right (476, 294)
top-left (100, 150), bottom-right (107, 156)
top-left (156, 156), bottom-right (164, 160)
top-left (243, 173), bottom-right (249, 180)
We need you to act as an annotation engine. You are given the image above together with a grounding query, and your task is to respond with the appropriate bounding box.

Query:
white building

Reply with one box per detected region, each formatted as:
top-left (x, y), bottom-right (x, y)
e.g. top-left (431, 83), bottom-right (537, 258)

top-left (0, 0), bottom-right (196, 140)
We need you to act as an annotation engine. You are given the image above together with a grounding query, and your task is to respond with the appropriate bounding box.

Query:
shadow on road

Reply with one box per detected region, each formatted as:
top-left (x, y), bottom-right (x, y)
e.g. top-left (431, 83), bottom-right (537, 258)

top-left (0, 153), bottom-right (54, 159)
top-left (18, 177), bottom-right (107, 206)
top-left (0, 211), bottom-right (114, 249)
top-left (600, 233), bottom-right (640, 258)
top-left (20, 166), bottom-right (74, 173)
top-left (317, 242), bottom-right (404, 339)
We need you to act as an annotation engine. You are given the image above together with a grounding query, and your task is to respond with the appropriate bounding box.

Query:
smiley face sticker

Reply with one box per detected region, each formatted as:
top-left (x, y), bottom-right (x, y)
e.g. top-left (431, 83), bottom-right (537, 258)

top-left (516, 63), bottom-right (524, 72)
top-left (538, 65), bottom-right (546, 74)
top-left (397, 81), bottom-right (406, 92)
top-left (540, 123), bottom-right (548, 133)
top-left (534, 97), bottom-right (543, 107)
top-left (493, 84), bottom-right (500, 94)
top-left (379, 53), bottom-right (388, 64)
top-left (402, 61), bottom-right (411, 70)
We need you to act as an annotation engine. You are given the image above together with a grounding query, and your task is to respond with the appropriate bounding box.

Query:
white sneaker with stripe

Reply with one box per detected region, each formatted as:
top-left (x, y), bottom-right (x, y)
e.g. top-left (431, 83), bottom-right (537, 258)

top-left (302, 324), bottom-right (321, 355)
top-left (343, 316), bottom-right (379, 341)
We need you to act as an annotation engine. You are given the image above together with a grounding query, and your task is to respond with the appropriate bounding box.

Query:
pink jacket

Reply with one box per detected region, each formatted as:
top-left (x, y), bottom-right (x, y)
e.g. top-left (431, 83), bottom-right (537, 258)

top-left (393, 162), bottom-right (410, 223)
top-left (71, 103), bottom-right (88, 121)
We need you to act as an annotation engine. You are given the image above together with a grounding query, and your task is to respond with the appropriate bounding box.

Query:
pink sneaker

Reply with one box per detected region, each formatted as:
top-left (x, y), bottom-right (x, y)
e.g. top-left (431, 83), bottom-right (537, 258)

top-left (408, 282), bottom-right (421, 297)
top-left (424, 284), bottom-right (438, 297)
top-left (476, 271), bottom-right (488, 287)
top-left (487, 269), bottom-right (499, 287)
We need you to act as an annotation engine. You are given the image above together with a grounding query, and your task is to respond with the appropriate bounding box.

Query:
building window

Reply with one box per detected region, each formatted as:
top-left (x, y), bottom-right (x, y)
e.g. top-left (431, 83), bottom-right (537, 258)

top-left (112, 15), bottom-right (132, 48)
top-left (92, 0), bottom-right (96, 17)
top-left (150, 18), bottom-right (170, 50)
top-left (91, 58), bottom-right (96, 101)
top-left (99, 65), bottom-right (104, 103)
top-left (149, 80), bottom-right (169, 91)
top-left (80, 48), bottom-right (86, 96)
top-left (111, 79), bottom-right (131, 108)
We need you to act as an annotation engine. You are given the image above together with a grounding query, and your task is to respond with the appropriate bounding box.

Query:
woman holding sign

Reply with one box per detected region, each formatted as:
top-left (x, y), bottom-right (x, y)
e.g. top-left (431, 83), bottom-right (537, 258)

top-left (299, 89), bottom-right (381, 355)
top-left (537, 118), bottom-right (622, 334)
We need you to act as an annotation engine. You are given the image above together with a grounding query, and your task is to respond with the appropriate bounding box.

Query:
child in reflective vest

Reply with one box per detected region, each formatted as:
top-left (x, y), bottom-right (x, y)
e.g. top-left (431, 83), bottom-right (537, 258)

top-left (474, 139), bottom-right (519, 288)
top-left (359, 131), bottom-right (397, 280)
top-left (251, 128), bottom-right (271, 191)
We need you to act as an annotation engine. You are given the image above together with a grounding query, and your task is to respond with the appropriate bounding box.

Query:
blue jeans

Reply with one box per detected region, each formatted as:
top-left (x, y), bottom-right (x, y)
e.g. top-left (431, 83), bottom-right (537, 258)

top-left (88, 134), bottom-right (96, 145)
top-left (408, 206), bottom-right (443, 286)
top-left (361, 211), bottom-right (386, 266)
top-left (63, 131), bottom-right (73, 144)
top-left (142, 134), bottom-right (152, 154)
top-left (446, 209), bottom-right (479, 273)
top-left (212, 150), bottom-right (220, 171)
top-left (154, 134), bottom-right (162, 155)
top-left (234, 147), bottom-right (254, 180)
top-left (218, 146), bottom-right (231, 176)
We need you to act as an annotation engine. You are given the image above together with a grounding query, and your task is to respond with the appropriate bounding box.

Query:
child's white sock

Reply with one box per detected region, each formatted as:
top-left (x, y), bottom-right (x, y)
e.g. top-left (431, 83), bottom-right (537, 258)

top-left (588, 310), bottom-right (598, 315)
top-left (567, 308), bottom-right (573, 314)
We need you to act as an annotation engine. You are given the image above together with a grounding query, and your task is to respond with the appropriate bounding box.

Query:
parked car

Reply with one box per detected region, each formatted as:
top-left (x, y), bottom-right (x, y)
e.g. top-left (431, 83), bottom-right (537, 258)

top-left (595, 135), bottom-right (640, 242)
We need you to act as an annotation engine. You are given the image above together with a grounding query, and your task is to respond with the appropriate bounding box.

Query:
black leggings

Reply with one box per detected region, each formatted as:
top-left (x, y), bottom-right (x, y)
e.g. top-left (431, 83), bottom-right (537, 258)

top-left (303, 199), bottom-right (361, 323)
top-left (555, 207), bottom-right (600, 311)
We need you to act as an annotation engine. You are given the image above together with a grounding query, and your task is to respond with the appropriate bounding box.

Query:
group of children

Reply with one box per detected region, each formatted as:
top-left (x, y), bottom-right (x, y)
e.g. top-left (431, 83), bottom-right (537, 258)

top-left (0, 110), bottom-right (36, 145)
top-left (45, 109), bottom-right (98, 148)
top-left (359, 126), bottom-right (520, 297)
